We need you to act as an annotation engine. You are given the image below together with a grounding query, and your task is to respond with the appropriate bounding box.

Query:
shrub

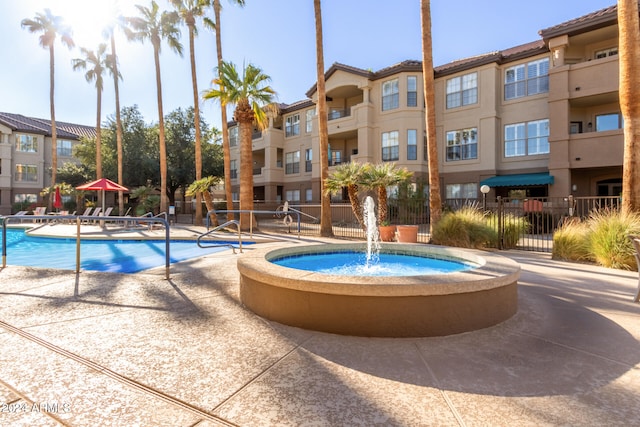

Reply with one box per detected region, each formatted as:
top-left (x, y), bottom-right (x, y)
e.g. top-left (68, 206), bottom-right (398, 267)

top-left (586, 209), bottom-right (640, 270)
top-left (431, 207), bottom-right (497, 249)
top-left (552, 219), bottom-right (591, 262)
top-left (486, 213), bottom-right (529, 249)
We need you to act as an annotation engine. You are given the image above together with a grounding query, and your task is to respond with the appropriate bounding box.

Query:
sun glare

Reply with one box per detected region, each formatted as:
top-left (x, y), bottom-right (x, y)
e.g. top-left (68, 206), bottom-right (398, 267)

top-left (56, 0), bottom-right (128, 49)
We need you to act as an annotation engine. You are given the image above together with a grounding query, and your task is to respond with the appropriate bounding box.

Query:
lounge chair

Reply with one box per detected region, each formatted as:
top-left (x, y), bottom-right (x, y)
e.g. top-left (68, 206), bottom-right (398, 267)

top-left (629, 235), bottom-right (640, 302)
top-left (80, 207), bottom-right (92, 216)
top-left (102, 207), bottom-right (113, 217)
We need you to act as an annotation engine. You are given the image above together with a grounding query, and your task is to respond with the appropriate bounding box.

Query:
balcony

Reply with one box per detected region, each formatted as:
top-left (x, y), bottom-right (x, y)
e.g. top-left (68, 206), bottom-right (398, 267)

top-left (328, 108), bottom-right (351, 121)
top-left (568, 56), bottom-right (618, 100)
top-left (568, 130), bottom-right (623, 168)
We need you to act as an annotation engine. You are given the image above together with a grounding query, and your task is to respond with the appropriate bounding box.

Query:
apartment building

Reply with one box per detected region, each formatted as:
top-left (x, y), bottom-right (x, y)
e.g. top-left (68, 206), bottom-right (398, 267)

top-left (0, 112), bottom-right (95, 214)
top-left (227, 3), bottom-right (624, 204)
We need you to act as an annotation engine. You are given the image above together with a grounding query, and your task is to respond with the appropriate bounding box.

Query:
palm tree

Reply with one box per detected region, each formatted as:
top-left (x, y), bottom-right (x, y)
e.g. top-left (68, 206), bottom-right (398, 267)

top-left (104, 16), bottom-right (127, 215)
top-left (213, 0), bottom-right (245, 222)
top-left (203, 61), bottom-right (276, 230)
top-left (125, 1), bottom-right (183, 214)
top-left (618, 0), bottom-right (640, 214)
top-left (314, 0), bottom-right (334, 237)
top-left (186, 176), bottom-right (220, 226)
top-left (72, 44), bottom-right (110, 180)
top-left (324, 162), bottom-right (366, 230)
top-left (361, 163), bottom-right (413, 225)
top-left (21, 9), bottom-right (74, 205)
top-left (420, 0), bottom-right (442, 236)
top-left (171, 0), bottom-right (214, 226)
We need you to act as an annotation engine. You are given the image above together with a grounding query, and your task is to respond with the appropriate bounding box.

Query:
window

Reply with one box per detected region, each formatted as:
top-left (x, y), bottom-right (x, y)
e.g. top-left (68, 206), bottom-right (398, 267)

top-left (330, 150), bottom-right (342, 166)
top-left (305, 109), bottom-right (314, 133)
top-left (229, 127), bottom-right (238, 147)
top-left (504, 119), bottom-right (549, 157)
top-left (14, 193), bottom-right (37, 204)
top-left (382, 131), bottom-right (399, 161)
top-left (446, 128), bottom-right (478, 161)
top-left (596, 113), bottom-right (623, 131)
top-left (595, 47), bottom-right (618, 59)
top-left (305, 189), bottom-right (313, 202)
top-left (446, 183), bottom-right (478, 199)
top-left (14, 164), bottom-right (38, 182)
top-left (285, 190), bottom-right (300, 202)
top-left (286, 114), bottom-right (300, 137)
top-left (407, 76), bottom-right (417, 107)
top-left (382, 78), bottom-right (399, 111)
top-left (527, 120), bottom-right (550, 155)
top-left (57, 140), bottom-right (73, 157)
top-left (305, 148), bottom-right (312, 172)
top-left (285, 151), bottom-right (300, 174)
top-left (446, 72), bottom-right (477, 109)
top-left (407, 129), bottom-right (417, 160)
top-left (15, 134), bottom-right (38, 153)
top-left (230, 159), bottom-right (238, 179)
top-left (505, 58), bottom-right (549, 100)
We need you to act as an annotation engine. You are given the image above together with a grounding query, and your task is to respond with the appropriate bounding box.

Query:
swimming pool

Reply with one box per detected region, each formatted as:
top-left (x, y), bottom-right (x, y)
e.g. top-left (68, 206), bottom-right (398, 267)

top-left (2, 228), bottom-right (244, 273)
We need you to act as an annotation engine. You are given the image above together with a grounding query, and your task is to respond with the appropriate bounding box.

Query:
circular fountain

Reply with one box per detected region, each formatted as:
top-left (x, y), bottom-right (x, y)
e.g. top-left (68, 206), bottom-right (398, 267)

top-left (237, 198), bottom-right (520, 337)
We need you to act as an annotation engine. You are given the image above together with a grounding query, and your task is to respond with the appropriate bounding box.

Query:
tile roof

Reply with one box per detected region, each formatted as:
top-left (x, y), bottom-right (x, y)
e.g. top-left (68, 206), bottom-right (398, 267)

top-left (0, 112), bottom-right (95, 140)
top-left (539, 3), bottom-right (619, 39)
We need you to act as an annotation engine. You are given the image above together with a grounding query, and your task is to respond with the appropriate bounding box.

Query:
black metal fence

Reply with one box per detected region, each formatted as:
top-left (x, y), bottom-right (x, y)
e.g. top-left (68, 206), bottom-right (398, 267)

top-left (218, 196), bottom-right (621, 253)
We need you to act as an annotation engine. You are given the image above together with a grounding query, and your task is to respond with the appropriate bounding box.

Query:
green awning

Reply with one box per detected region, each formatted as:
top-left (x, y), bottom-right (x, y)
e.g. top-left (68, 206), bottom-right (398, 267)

top-left (480, 172), bottom-right (554, 187)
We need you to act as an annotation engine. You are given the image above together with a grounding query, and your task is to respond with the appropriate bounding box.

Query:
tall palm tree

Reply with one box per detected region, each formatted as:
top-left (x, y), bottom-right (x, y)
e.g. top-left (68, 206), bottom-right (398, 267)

top-left (203, 61), bottom-right (276, 230)
top-left (314, 0), bottom-right (334, 237)
top-left (213, 0), bottom-right (245, 222)
top-left (618, 0), bottom-right (640, 214)
top-left (104, 16), bottom-right (127, 215)
top-left (361, 163), bottom-right (413, 225)
top-left (171, 0), bottom-right (214, 226)
top-left (324, 162), bottom-right (366, 230)
top-left (72, 44), bottom-right (110, 179)
top-left (420, 0), bottom-right (442, 236)
top-left (21, 9), bottom-right (74, 204)
top-left (125, 1), bottom-right (183, 214)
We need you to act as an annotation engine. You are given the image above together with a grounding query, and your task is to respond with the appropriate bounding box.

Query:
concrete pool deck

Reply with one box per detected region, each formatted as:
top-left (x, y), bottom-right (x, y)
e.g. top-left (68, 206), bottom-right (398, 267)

top-left (0, 236), bottom-right (639, 426)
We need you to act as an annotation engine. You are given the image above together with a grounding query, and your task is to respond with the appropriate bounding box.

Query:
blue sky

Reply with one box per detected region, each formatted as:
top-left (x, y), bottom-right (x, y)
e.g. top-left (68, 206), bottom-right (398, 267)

top-left (0, 0), bottom-right (616, 131)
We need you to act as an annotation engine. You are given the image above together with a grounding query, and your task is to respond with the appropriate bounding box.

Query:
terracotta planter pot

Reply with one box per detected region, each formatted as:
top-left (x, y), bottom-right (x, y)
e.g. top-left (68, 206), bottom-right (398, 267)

top-left (396, 225), bottom-right (419, 243)
top-left (378, 225), bottom-right (396, 242)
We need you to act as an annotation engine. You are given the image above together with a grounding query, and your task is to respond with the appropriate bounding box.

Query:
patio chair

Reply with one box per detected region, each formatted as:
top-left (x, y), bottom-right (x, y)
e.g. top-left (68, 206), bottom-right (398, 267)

top-left (629, 235), bottom-right (640, 303)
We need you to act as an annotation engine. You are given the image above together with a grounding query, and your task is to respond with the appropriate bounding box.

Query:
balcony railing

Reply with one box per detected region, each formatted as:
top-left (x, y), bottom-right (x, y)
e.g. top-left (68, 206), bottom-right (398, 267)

top-left (328, 108), bottom-right (351, 121)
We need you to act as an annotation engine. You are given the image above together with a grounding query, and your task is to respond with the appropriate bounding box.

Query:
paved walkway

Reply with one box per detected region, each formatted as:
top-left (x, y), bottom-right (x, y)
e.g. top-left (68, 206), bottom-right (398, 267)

top-left (0, 235), bottom-right (639, 426)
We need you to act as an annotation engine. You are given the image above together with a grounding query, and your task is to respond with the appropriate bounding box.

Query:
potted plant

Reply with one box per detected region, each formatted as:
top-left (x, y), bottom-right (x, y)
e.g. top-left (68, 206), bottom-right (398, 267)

top-left (378, 220), bottom-right (396, 242)
top-left (396, 224), bottom-right (419, 243)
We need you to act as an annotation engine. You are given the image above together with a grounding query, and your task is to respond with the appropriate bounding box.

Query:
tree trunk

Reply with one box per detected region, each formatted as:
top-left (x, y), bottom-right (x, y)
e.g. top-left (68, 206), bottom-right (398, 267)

top-left (95, 85), bottom-right (102, 179)
top-left (214, 0), bottom-right (235, 222)
top-left (236, 100), bottom-right (255, 231)
top-left (189, 22), bottom-right (204, 226)
top-left (49, 43), bottom-right (57, 210)
top-left (347, 184), bottom-right (365, 230)
top-left (314, 0), bottom-right (334, 237)
top-left (421, 0), bottom-right (442, 236)
top-left (153, 42), bottom-right (169, 214)
top-left (618, 0), bottom-right (640, 214)
top-left (111, 34), bottom-right (125, 215)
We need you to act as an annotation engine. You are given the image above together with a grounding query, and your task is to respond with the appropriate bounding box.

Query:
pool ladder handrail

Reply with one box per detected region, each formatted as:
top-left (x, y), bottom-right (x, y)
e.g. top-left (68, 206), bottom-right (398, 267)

top-left (197, 219), bottom-right (242, 254)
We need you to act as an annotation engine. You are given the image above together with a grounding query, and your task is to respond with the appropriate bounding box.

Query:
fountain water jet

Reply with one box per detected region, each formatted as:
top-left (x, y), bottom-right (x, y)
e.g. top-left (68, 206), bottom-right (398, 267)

top-left (363, 196), bottom-right (380, 267)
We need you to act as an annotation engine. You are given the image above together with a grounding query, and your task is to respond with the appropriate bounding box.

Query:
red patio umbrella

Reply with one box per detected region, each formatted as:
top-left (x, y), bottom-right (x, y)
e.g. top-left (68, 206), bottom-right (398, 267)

top-left (76, 178), bottom-right (129, 215)
top-left (53, 186), bottom-right (62, 210)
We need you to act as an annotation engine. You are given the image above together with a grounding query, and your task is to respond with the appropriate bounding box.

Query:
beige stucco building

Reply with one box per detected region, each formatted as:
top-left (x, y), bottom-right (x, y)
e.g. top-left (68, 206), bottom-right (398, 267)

top-left (0, 112), bottom-right (94, 214)
top-left (227, 3), bottom-right (625, 204)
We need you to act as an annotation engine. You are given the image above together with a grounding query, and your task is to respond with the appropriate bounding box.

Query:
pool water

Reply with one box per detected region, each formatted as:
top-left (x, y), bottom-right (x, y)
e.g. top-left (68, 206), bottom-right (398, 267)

top-left (271, 251), bottom-right (476, 277)
top-left (2, 228), bottom-right (243, 273)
